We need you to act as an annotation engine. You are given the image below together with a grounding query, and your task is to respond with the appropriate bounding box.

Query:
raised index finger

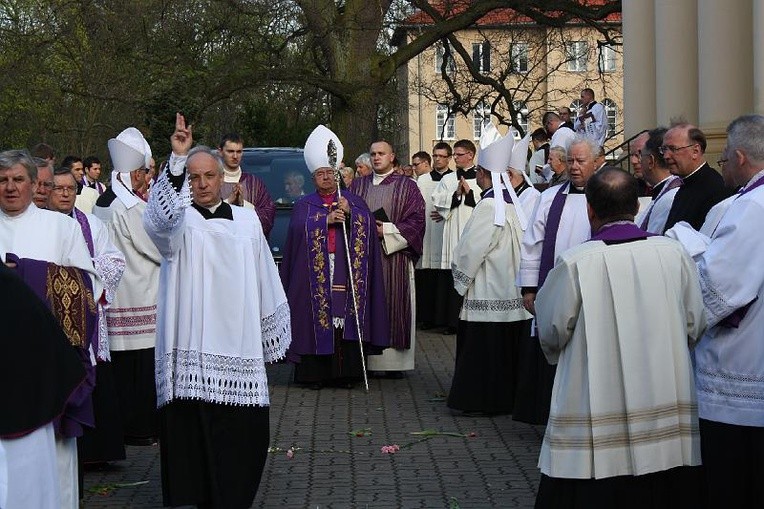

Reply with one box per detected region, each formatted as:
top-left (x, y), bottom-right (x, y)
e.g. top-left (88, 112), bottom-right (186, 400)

top-left (176, 112), bottom-right (186, 132)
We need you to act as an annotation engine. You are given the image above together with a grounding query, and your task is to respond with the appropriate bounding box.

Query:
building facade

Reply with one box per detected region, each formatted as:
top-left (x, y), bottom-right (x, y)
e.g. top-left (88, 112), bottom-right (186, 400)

top-left (394, 9), bottom-right (623, 162)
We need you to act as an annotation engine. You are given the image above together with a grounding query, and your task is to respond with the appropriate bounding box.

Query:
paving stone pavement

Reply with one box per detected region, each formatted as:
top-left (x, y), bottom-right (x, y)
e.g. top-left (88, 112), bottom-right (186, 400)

top-left (82, 330), bottom-right (544, 508)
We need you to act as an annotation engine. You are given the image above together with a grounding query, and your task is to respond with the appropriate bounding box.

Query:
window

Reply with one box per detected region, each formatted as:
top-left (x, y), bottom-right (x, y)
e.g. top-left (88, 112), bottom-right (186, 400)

top-left (473, 101), bottom-right (491, 139)
top-left (566, 41), bottom-right (588, 72)
top-left (435, 43), bottom-right (455, 73)
top-left (472, 41), bottom-right (491, 73)
top-left (602, 99), bottom-right (617, 138)
top-left (511, 43), bottom-right (528, 73)
top-left (569, 99), bottom-right (583, 119)
top-left (436, 104), bottom-right (455, 140)
top-left (513, 101), bottom-right (529, 135)
top-left (599, 44), bottom-right (616, 73)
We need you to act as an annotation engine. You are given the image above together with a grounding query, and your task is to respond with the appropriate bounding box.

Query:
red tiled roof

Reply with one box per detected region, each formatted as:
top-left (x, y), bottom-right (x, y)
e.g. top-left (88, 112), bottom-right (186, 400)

top-left (402, 1), bottom-right (621, 27)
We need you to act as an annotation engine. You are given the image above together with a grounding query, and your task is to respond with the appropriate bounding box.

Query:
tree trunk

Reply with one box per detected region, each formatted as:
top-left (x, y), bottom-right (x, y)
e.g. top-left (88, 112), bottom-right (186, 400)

top-left (331, 87), bottom-right (382, 164)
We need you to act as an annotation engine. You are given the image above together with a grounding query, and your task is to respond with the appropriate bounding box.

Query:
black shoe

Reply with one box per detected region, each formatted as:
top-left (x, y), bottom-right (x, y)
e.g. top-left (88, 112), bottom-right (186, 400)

top-left (444, 326), bottom-right (457, 335)
top-left (385, 371), bottom-right (405, 379)
top-left (418, 322), bottom-right (434, 330)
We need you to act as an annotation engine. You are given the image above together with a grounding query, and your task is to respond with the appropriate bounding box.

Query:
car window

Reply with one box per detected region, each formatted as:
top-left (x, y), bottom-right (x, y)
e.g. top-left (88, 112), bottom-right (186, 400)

top-left (240, 149), bottom-right (312, 262)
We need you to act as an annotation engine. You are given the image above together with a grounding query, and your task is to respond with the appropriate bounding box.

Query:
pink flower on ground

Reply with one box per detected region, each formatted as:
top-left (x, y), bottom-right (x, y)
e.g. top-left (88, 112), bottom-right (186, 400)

top-left (468, 432), bottom-right (477, 438)
top-left (380, 444), bottom-right (401, 454)
top-left (286, 448), bottom-right (295, 459)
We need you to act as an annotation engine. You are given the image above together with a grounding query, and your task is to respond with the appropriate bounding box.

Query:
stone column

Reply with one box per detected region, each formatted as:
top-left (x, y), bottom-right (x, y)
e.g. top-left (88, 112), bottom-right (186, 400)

top-left (754, 0), bottom-right (764, 113)
top-left (654, 0), bottom-right (699, 125)
top-left (698, 0), bottom-right (753, 131)
top-left (622, 0), bottom-right (656, 137)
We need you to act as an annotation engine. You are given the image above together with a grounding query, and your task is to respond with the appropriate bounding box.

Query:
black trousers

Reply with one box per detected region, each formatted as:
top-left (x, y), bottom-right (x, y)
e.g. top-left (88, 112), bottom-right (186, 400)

top-left (160, 400), bottom-right (270, 508)
top-left (700, 418), bottom-right (764, 508)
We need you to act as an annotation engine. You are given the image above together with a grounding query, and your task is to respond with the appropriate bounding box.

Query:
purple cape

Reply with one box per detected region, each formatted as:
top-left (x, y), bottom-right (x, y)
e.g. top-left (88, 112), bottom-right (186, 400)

top-left (350, 174), bottom-right (425, 349)
top-left (280, 190), bottom-right (390, 362)
top-left (8, 254), bottom-right (97, 438)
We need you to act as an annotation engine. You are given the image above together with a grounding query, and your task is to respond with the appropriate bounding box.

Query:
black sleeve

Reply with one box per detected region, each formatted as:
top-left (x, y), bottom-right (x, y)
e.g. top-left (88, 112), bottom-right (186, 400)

top-left (450, 192), bottom-right (461, 210)
top-left (464, 190), bottom-right (476, 208)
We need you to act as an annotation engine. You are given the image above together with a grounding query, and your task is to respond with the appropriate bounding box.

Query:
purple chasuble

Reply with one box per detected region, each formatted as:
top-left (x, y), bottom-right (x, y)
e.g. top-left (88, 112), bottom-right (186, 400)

top-left (6, 254), bottom-right (96, 438)
top-left (280, 191), bottom-right (389, 362)
top-left (221, 172), bottom-right (276, 235)
top-left (350, 174), bottom-right (425, 349)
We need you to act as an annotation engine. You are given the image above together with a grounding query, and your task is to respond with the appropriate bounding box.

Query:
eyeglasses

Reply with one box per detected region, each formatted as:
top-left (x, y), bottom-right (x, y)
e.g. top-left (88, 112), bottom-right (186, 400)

top-left (39, 181), bottom-right (54, 189)
top-left (453, 152), bottom-right (471, 158)
top-left (717, 158), bottom-right (728, 169)
top-left (659, 143), bottom-right (697, 155)
top-left (52, 185), bottom-right (76, 194)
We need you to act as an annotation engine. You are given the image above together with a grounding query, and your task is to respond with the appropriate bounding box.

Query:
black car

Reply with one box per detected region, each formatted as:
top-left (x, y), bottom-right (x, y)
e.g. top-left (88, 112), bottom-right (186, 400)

top-left (240, 147), bottom-right (311, 262)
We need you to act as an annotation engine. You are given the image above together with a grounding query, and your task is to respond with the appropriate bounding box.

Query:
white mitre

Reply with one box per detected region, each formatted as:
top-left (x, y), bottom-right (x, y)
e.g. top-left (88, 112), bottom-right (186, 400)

top-left (509, 131), bottom-right (534, 186)
top-left (304, 125), bottom-right (344, 174)
top-left (107, 127), bottom-right (151, 209)
top-left (477, 123), bottom-right (527, 229)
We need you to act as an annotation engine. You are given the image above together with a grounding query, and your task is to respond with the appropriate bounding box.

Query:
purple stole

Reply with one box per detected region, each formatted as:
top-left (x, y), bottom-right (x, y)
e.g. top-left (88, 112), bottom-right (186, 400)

top-left (538, 183), bottom-right (571, 288)
top-left (589, 221), bottom-right (657, 244)
top-left (739, 173), bottom-right (764, 196)
top-left (640, 177), bottom-right (683, 230)
top-left (73, 208), bottom-right (95, 257)
top-left (305, 193), bottom-right (371, 350)
top-left (716, 174), bottom-right (764, 328)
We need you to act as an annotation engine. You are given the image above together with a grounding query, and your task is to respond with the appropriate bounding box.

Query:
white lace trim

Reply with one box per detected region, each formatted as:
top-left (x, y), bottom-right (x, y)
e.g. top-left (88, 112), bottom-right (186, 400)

top-left (94, 255), bottom-right (125, 305)
top-left (261, 301), bottom-right (292, 363)
top-left (156, 349), bottom-right (270, 408)
top-left (97, 307), bottom-right (110, 362)
top-left (144, 167), bottom-right (192, 234)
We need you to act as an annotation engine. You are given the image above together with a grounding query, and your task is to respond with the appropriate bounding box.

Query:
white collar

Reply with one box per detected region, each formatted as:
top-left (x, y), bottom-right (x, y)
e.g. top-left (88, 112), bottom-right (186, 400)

top-left (372, 168), bottom-right (395, 185)
top-left (110, 172), bottom-right (140, 209)
top-left (224, 167), bottom-right (242, 183)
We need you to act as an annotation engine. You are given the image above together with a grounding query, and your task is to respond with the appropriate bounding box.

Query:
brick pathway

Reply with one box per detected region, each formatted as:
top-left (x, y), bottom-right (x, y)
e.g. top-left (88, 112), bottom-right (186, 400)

top-left (83, 330), bottom-right (544, 508)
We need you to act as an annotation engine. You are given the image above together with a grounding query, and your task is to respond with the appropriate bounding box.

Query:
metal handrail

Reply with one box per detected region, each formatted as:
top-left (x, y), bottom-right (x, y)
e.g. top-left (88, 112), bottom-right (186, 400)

top-left (605, 129), bottom-right (649, 174)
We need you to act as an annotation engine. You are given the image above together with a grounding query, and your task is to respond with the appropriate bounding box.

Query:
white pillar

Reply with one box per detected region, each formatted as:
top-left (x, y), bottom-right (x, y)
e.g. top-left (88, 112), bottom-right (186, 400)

top-left (622, 0), bottom-right (656, 137)
top-left (654, 0), bottom-right (699, 125)
top-left (754, 0), bottom-right (764, 113)
top-left (698, 0), bottom-right (753, 131)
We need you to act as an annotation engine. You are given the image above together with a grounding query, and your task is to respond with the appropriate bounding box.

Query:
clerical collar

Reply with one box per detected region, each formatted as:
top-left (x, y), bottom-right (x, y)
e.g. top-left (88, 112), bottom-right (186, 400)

top-left (682, 162), bottom-right (707, 181)
top-left (192, 200), bottom-right (233, 220)
top-left (567, 184), bottom-right (585, 194)
top-left (224, 167), bottom-right (242, 183)
top-left (456, 166), bottom-right (476, 179)
top-left (430, 169), bottom-right (452, 182)
top-left (373, 169), bottom-right (395, 185)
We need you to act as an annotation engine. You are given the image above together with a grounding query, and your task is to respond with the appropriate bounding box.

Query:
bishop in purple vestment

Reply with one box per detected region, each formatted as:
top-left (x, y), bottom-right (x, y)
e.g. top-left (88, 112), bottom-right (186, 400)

top-left (281, 126), bottom-right (389, 386)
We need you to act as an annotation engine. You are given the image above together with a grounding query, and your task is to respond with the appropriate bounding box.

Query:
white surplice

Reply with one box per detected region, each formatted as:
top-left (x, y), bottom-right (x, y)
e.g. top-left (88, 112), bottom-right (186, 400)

top-left (452, 192), bottom-right (532, 324)
top-left (416, 171), bottom-right (447, 269)
top-left (93, 187), bottom-right (161, 351)
top-left (536, 235), bottom-right (706, 479)
top-left (517, 182), bottom-right (590, 288)
top-left (144, 159), bottom-right (292, 408)
top-left (431, 170), bottom-right (478, 269)
top-left (669, 171), bottom-right (764, 427)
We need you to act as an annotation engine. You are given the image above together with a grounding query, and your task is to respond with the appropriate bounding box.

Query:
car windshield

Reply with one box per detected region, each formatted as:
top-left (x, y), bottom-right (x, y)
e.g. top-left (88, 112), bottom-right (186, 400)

top-left (240, 148), bottom-right (312, 262)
